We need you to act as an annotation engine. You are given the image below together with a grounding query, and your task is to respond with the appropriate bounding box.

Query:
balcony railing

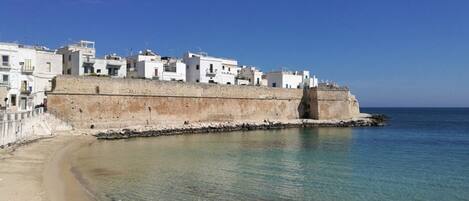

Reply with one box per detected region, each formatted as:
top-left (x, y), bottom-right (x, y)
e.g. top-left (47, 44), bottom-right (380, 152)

top-left (106, 59), bottom-right (124, 66)
top-left (164, 66), bottom-right (177, 72)
top-left (83, 57), bottom-right (96, 64)
top-left (206, 69), bottom-right (218, 76)
top-left (20, 89), bottom-right (31, 95)
top-left (0, 81), bottom-right (9, 87)
top-left (0, 62), bottom-right (11, 70)
top-left (21, 66), bottom-right (34, 74)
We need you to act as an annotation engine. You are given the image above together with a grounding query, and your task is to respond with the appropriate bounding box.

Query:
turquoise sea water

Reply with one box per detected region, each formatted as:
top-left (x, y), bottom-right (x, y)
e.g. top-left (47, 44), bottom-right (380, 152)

top-left (73, 108), bottom-right (469, 201)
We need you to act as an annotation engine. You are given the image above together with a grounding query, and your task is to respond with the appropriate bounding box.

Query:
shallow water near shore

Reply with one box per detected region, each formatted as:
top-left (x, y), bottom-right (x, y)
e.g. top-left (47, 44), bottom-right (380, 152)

top-left (72, 108), bottom-right (469, 201)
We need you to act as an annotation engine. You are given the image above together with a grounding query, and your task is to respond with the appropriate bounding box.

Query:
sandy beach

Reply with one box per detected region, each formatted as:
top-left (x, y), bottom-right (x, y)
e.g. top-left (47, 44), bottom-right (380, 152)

top-left (0, 135), bottom-right (95, 201)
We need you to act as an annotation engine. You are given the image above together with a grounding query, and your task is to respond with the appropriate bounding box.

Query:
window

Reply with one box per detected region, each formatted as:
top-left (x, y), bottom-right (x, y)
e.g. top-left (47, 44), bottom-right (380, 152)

top-left (272, 83), bottom-right (276, 87)
top-left (305, 75), bottom-right (308, 79)
top-left (47, 62), bottom-right (51, 72)
top-left (297, 85), bottom-right (301, 89)
top-left (209, 65), bottom-right (213, 73)
top-left (2, 74), bottom-right (8, 83)
top-left (226, 82), bottom-right (231, 85)
top-left (196, 79), bottom-right (199, 82)
top-left (68, 55), bottom-right (71, 61)
top-left (222, 65), bottom-right (225, 70)
top-left (21, 81), bottom-right (28, 91)
top-left (2, 55), bottom-right (9, 66)
top-left (256, 78), bottom-right (260, 85)
top-left (47, 80), bottom-right (52, 90)
top-left (196, 65), bottom-right (199, 70)
top-left (84, 66), bottom-right (94, 73)
top-left (11, 94), bottom-right (16, 106)
top-left (67, 69), bottom-right (71, 74)
top-left (97, 69), bottom-right (101, 73)
top-left (108, 67), bottom-right (118, 76)
top-left (25, 59), bottom-right (32, 68)
top-left (20, 97), bottom-right (27, 110)
top-left (228, 67), bottom-right (231, 72)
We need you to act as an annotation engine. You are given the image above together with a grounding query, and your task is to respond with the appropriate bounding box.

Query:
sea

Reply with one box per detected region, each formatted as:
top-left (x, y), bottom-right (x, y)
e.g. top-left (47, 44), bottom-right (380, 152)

top-left (72, 108), bottom-right (469, 201)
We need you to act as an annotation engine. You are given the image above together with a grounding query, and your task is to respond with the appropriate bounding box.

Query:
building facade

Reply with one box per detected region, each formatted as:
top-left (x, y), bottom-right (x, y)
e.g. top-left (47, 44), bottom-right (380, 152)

top-left (183, 52), bottom-right (239, 84)
top-left (57, 40), bottom-right (126, 78)
top-left (126, 50), bottom-right (185, 81)
top-left (266, 70), bottom-right (318, 89)
top-left (0, 42), bottom-right (62, 111)
top-left (160, 57), bottom-right (186, 81)
top-left (237, 66), bottom-right (267, 86)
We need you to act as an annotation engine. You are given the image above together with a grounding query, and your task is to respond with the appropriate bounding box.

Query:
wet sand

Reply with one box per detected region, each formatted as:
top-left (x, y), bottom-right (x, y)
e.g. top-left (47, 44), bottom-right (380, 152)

top-left (0, 135), bottom-right (95, 201)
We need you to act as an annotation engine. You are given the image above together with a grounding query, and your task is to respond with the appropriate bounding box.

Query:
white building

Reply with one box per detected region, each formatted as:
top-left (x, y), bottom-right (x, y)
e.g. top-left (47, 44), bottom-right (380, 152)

top-left (0, 42), bottom-right (62, 111)
top-left (266, 70), bottom-right (318, 89)
top-left (237, 65), bottom-right (267, 86)
top-left (160, 57), bottom-right (186, 81)
top-left (126, 50), bottom-right (185, 81)
top-left (183, 52), bottom-right (239, 84)
top-left (57, 40), bottom-right (126, 78)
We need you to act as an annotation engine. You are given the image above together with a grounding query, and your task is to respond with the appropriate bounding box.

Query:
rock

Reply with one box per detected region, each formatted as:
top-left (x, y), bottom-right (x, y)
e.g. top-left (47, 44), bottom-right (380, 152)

top-left (92, 115), bottom-right (387, 140)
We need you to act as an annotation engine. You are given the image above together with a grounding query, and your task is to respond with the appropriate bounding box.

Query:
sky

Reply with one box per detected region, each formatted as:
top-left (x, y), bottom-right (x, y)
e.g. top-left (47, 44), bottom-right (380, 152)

top-left (1, 0), bottom-right (468, 107)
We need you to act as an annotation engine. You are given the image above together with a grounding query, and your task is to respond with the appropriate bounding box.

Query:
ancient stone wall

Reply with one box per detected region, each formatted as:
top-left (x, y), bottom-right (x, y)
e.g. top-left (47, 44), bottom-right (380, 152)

top-left (47, 76), bottom-right (304, 129)
top-left (47, 76), bottom-right (360, 129)
top-left (307, 86), bottom-right (360, 120)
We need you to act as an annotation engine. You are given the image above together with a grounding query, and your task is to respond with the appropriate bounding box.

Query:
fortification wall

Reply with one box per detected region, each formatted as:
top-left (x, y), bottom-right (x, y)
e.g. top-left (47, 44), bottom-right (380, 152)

top-left (308, 86), bottom-right (360, 120)
top-left (47, 76), bottom-right (305, 129)
top-left (47, 76), bottom-right (360, 129)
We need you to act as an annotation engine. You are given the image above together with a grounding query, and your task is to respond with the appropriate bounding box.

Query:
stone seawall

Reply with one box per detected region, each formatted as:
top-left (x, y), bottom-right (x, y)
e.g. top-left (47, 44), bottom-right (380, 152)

top-left (47, 76), bottom-right (361, 129)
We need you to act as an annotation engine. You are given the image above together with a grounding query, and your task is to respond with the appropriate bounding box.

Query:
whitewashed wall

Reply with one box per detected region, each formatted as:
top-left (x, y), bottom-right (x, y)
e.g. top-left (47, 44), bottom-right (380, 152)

top-left (0, 108), bottom-right (46, 148)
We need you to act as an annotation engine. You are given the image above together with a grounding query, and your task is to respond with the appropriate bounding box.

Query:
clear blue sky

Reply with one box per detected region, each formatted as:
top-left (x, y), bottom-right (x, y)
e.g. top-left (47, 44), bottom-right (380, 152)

top-left (1, 0), bottom-right (468, 107)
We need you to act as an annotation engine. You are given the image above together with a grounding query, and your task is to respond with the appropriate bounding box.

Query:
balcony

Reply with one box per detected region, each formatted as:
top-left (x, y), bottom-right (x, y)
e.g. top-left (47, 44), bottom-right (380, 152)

top-left (83, 57), bottom-right (96, 64)
top-left (0, 81), bottom-right (9, 87)
top-left (206, 69), bottom-right (218, 77)
top-left (164, 65), bottom-right (177, 73)
top-left (20, 89), bottom-right (31, 95)
top-left (106, 59), bottom-right (125, 66)
top-left (0, 62), bottom-right (11, 71)
top-left (21, 66), bottom-right (34, 74)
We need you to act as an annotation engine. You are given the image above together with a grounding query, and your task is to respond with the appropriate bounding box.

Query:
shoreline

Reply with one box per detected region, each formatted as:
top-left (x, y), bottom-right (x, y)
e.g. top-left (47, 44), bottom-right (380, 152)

top-left (42, 135), bottom-right (96, 201)
top-left (95, 114), bottom-right (385, 140)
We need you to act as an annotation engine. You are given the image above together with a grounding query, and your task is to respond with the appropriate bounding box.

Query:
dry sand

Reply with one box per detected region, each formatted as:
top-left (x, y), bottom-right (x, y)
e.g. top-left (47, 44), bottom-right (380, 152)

top-left (0, 135), bottom-right (95, 201)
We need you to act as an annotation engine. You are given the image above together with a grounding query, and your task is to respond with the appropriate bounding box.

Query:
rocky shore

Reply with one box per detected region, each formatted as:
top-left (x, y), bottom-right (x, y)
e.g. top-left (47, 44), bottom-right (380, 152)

top-left (94, 114), bottom-right (386, 140)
